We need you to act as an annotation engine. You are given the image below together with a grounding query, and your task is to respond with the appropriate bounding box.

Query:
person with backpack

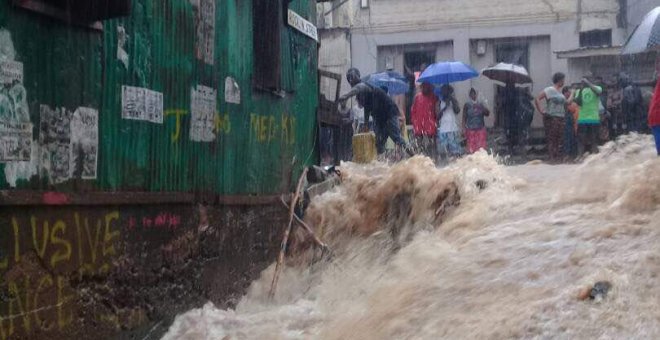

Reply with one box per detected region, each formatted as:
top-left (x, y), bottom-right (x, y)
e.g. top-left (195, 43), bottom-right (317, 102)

top-left (574, 74), bottom-right (603, 155)
top-left (339, 68), bottom-right (414, 156)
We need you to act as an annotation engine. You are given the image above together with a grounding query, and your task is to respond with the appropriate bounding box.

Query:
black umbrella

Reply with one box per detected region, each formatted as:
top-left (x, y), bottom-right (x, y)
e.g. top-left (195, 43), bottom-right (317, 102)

top-left (622, 6), bottom-right (660, 55)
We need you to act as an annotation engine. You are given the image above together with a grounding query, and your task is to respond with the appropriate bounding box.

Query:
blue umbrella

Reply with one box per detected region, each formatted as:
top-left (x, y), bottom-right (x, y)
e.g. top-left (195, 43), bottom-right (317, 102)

top-left (364, 71), bottom-right (410, 95)
top-left (418, 61), bottom-right (479, 85)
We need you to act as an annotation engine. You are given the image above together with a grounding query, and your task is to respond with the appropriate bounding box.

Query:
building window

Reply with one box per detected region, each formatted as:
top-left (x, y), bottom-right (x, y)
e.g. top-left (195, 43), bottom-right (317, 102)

top-left (12, 0), bottom-right (131, 26)
top-left (361, 0), bottom-right (369, 9)
top-left (253, 0), bottom-right (282, 92)
top-left (579, 29), bottom-right (612, 48)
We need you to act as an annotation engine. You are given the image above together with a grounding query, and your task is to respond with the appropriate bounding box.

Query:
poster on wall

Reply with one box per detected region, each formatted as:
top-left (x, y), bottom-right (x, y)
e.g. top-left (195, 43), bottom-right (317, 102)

top-left (224, 77), bottom-right (240, 104)
top-left (121, 85), bottom-right (163, 123)
top-left (70, 107), bottom-right (98, 179)
top-left (39, 105), bottom-right (72, 184)
top-left (0, 60), bottom-right (23, 85)
top-left (0, 120), bottom-right (32, 162)
top-left (0, 58), bottom-right (31, 162)
top-left (190, 85), bottom-right (216, 142)
top-left (192, 0), bottom-right (215, 65)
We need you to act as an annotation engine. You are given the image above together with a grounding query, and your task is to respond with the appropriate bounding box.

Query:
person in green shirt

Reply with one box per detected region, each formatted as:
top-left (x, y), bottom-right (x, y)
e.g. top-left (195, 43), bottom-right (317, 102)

top-left (575, 74), bottom-right (603, 155)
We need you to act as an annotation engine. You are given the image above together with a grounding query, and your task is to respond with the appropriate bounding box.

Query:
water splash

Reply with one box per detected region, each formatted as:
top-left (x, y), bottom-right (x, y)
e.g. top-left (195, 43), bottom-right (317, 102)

top-left (163, 134), bottom-right (660, 340)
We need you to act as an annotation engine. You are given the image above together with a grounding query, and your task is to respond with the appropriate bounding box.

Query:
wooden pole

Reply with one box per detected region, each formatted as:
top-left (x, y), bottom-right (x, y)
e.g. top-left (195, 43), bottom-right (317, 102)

top-left (269, 168), bottom-right (308, 300)
top-left (280, 195), bottom-right (330, 252)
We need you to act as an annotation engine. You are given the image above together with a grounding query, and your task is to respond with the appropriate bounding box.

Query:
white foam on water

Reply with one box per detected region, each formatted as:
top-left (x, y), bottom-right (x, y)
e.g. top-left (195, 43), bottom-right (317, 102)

top-left (163, 134), bottom-right (660, 340)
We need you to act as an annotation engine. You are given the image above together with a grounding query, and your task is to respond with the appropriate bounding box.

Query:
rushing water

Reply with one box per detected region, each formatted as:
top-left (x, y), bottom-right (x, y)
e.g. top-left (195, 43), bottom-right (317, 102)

top-left (163, 134), bottom-right (659, 340)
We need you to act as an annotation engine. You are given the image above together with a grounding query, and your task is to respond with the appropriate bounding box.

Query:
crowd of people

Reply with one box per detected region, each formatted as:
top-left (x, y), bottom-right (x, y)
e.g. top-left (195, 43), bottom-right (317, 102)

top-left (324, 62), bottom-right (660, 165)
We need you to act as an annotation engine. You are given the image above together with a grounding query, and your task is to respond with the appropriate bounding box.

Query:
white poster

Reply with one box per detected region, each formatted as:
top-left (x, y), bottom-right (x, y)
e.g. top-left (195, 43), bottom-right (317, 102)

top-left (121, 85), bottom-right (163, 123)
top-left (70, 107), bottom-right (98, 179)
top-left (224, 77), bottom-right (240, 104)
top-left (0, 60), bottom-right (23, 85)
top-left (190, 85), bottom-right (216, 142)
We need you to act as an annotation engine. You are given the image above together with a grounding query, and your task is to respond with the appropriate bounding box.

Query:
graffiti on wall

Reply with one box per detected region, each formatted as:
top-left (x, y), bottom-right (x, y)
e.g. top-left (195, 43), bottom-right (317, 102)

top-left (0, 207), bottom-right (195, 339)
top-left (250, 113), bottom-right (297, 144)
top-left (0, 210), bottom-right (121, 338)
top-left (121, 85), bottom-right (164, 124)
top-left (165, 109), bottom-right (230, 143)
top-left (191, 0), bottom-right (215, 65)
top-left (190, 85), bottom-right (217, 142)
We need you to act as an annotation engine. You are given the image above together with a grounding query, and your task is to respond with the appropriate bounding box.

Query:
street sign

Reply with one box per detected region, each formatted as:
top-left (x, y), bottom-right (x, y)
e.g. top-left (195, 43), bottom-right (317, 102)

top-left (287, 9), bottom-right (318, 42)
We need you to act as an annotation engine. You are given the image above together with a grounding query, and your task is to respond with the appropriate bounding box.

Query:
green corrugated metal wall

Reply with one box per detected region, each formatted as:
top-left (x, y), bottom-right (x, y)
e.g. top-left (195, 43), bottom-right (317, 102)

top-left (0, 0), bottom-right (318, 195)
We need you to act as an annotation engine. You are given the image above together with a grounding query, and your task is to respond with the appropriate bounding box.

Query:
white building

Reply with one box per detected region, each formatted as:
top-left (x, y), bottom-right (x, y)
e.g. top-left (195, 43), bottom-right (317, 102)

top-left (317, 0), bottom-right (653, 129)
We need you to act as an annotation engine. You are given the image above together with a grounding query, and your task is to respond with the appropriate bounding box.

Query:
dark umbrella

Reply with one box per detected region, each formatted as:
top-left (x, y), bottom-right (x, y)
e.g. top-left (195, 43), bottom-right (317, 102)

top-left (363, 71), bottom-right (409, 95)
top-left (481, 63), bottom-right (532, 84)
top-left (622, 6), bottom-right (660, 55)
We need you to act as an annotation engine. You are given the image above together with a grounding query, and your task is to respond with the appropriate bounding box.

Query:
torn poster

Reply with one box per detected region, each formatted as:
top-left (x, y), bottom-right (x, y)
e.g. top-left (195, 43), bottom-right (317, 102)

top-left (192, 0), bottom-right (215, 65)
top-left (121, 85), bottom-right (163, 123)
top-left (0, 60), bottom-right (23, 85)
top-left (39, 105), bottom-right (72, 184)
top-left (117, 25), bottom-right (129, 69)
top-left (0, 120), bottom-right (32, 162)
top-left (224, 77), bottom-right (240, 104)
top-left (70, 107), bottom-right (98, 179)
top-left (190, 85), bottom-right (216, 142)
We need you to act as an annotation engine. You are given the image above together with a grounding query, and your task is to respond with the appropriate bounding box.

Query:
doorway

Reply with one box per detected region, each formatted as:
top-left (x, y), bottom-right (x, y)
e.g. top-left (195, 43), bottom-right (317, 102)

top-left (403, 49), bottom-right (436, 122)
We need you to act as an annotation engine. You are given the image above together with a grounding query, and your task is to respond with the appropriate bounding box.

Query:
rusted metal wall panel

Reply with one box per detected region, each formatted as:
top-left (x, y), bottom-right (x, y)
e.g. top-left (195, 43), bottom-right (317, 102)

top-left (0, 0), bottom-right (319, 195)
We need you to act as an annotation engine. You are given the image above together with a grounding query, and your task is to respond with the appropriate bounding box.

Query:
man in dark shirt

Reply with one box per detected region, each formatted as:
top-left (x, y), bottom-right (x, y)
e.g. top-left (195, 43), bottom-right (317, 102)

top-left (339, 68), bottom-right (413, 156)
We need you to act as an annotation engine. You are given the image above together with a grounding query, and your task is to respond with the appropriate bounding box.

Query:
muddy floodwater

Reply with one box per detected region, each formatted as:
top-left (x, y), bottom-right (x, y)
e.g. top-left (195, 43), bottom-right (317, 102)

top-left (163, 134), bottom-right (660, 340)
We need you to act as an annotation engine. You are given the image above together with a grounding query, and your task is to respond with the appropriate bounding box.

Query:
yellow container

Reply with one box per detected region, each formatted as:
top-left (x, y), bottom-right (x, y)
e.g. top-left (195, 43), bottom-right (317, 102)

top-left (352, 132), bottom-right (377, 163)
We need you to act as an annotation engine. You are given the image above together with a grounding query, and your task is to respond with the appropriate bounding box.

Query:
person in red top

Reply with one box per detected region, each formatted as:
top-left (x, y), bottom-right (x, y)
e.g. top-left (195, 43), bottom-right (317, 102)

top-left (650, 58), bottom-right (660, 156)
top-left (410, 82), bottom-right (438, 158)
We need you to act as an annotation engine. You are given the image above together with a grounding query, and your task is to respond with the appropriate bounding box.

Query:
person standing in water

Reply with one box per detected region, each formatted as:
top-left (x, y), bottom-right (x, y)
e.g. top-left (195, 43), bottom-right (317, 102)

top-left (339, 68), bottom-right (414, 156)
top-left (535, 72), bottom-right (567, 162)
top-left (463, 88), bottom-right (490, 154)
top-left (574, 74), bottom-right (603, 155)
top-left (410, 82), bottom-right (438, 158)
top-left (437, 85), bottom-right (463, 159)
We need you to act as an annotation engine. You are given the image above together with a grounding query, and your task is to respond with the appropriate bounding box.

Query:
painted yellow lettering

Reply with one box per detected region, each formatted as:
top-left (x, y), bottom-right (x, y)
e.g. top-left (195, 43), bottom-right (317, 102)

top-left (84, 217), bottom-right (102, 265)
top-left (56, 276), bottom-right (73, 329)
top-left (165, 109), bottom-right (188, 143)
top-left (103, 211), bottom-right (120, 257)
top-left (31, 217), bottom-right (49, 260)
top-left (50, 220), bottom-right (72, 268)
top-left (12, 217), bottom-right (20, 263)
top-left (250, 114), bottom-right (259, 139)
top-left (223, 115), bottom-right (231, 134)
top-left (268, 116), bottom-right (276, 142)
top-left (281, 115), bottom-right (290, 144)
top-left (34, 275), bottom-right (54, 331)
top-left (259, 116), bottom-right (268, 142)
top-left (8, 277), bottom-right (31, 334)
top-left (74, 213), bottom-right (84, 269)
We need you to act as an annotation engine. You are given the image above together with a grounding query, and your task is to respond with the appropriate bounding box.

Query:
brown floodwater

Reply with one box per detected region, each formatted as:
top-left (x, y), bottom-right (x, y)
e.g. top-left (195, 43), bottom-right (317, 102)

top-left (163, 133), bottom-right (660, 340)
